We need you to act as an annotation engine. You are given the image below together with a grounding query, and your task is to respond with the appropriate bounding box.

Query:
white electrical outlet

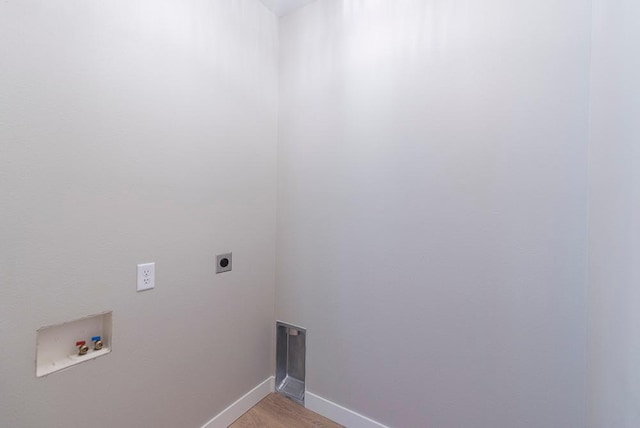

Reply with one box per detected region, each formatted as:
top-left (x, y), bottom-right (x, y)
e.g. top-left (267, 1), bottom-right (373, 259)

top-left (137, 262), bottom-right (155, 292)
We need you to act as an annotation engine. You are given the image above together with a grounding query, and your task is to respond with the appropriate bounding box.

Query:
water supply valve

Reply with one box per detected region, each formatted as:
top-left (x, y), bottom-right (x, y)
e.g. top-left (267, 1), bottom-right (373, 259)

top-left (76, 341), bottom-right (89, 356)
top-left (92, 336), bottom-right (103, 351)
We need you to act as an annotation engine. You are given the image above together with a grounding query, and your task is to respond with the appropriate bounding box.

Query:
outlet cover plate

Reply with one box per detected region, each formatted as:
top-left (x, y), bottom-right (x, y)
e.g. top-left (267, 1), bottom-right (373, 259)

top-left (216, 253), bottom-right (232, 274)
top-left (137, 262), bottom-right (155, 291)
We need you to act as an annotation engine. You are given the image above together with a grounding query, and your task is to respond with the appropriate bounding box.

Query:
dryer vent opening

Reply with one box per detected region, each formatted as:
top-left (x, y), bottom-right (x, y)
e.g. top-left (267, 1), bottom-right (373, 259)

top-left (275, 321), bottom-right (306, 404)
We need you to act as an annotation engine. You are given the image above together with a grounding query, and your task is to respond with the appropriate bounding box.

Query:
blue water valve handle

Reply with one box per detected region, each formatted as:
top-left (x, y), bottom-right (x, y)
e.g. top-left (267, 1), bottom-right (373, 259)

top-left (92, 335), bottom-right (104, 350)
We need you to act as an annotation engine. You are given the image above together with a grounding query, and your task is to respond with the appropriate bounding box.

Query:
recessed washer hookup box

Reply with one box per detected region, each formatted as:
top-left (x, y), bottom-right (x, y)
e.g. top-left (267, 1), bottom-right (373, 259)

top-left (36, 311), bottom-right (112, 377)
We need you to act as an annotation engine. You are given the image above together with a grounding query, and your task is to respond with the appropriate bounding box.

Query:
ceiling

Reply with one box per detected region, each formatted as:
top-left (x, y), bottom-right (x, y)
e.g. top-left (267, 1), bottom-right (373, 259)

top-left (259, 0), bottom-right (316, 17)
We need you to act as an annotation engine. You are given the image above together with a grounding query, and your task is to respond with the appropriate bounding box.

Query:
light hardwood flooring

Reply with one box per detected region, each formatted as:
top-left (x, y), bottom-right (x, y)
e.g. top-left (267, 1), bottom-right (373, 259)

top-left (229, 393), bottom-right (343, 428)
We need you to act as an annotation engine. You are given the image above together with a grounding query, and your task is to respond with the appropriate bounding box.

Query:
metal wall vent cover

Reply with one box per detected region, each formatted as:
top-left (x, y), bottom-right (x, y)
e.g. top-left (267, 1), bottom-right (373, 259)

top-left (275, 321), bottom-right (306, 404)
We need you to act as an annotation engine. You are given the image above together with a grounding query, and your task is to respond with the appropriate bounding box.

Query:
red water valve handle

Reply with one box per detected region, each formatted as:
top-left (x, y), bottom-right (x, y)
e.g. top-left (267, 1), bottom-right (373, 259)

top-left (76, 341), bottom-right (86, 346)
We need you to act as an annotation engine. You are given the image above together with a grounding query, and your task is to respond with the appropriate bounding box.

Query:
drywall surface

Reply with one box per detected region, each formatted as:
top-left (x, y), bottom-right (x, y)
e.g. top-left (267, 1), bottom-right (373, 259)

top-left (277, 1), bottom-right (590, 427)
top-left (588, 0), bottom-right (640, 426)
top-left (260, 0), bottom-right (317, 17)
top-left (0, 1), bottom-right (277, 427)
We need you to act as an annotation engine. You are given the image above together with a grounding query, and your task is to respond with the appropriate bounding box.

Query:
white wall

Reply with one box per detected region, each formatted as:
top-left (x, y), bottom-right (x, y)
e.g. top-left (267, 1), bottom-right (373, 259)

top-left (260, 0), bottom-right (317, 17)
top-left (277, 1), bottom-right (591, 427)
top-left (7, 1), bottom-right (637, 427)
top-left (589, 0), bottom-right (640, 427)
top-left (0, 1), bottom-right (277, 427)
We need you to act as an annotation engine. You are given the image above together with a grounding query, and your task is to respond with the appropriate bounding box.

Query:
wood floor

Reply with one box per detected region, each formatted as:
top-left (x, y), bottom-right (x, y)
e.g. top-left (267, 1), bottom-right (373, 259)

top-left (230, 393), bottom-right (343, 428)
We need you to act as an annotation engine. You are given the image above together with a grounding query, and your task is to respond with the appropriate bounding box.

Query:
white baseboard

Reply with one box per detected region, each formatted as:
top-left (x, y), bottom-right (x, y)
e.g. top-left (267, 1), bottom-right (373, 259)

top-left (306, 391), bottom-right (390, 428)
top-left (201, 376), bottom-right (274, 428)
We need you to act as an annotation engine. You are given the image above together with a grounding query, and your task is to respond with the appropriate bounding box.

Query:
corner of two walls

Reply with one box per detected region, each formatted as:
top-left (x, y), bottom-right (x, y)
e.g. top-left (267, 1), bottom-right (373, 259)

top-left (2, 0), bottom-right (638, 427)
